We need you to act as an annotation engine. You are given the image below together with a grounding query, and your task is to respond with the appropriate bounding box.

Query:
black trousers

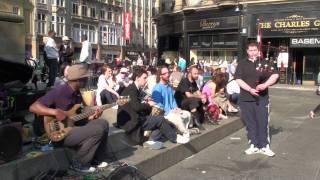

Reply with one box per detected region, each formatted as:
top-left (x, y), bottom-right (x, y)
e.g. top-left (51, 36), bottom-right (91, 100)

top-left (239, 98), bottom-right (270, 148)
top-left (100, 89), bottom-right (118, 104)
top-left (142, 116), bottom-right (177, 143)
top-left (64, 119), bottom-right (109, 165)
top-left (46, 58), bottom-right (58, 87)
top-left (181, 97), bottom-right (204, 123)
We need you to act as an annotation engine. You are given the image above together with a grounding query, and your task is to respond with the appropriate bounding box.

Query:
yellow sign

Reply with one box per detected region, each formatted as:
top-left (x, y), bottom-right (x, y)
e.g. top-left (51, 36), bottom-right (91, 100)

top-left (259, 14), bottom-right (320, 34)
top-left (200, 19), bottom-right (220, 30)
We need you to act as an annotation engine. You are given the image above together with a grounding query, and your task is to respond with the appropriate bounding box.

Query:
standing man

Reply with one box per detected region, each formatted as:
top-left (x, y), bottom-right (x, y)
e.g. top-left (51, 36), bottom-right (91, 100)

top-left (59, 36), bottom-right (74, 66)
top-left (29, 64), bottom-right (109, 172)
top-left (44, 30), bottom-right (59, 87)
top-left (79, 34), bottom-right (92, 67)
top-left (235, 42), bottom-right (279, 157)
top-left (178, 53), bottom-right (187, 72)
top-left (152, 66), bottom-right (191, 136)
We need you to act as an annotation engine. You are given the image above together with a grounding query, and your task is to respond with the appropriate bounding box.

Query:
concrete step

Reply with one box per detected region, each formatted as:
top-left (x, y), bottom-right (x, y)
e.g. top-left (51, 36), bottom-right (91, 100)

top-left (0, 117), bottom-right (244, 180)
top-left (114, 117), bottom-right (244, 178)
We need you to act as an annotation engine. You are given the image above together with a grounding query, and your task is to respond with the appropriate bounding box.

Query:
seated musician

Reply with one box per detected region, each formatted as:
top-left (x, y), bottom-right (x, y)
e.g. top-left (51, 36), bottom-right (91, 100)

top-left (29, 64), bottom-right (109, 173)
top-left (117, 67), bottom-right (189, 145)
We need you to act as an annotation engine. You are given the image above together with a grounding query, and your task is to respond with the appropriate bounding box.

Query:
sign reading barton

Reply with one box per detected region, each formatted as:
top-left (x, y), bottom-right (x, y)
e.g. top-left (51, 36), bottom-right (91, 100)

top-left (290, 37), bottom-right (320, 47)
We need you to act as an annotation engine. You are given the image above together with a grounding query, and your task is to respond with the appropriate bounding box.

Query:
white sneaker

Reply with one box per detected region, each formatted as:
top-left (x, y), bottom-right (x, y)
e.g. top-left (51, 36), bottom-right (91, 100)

top-left (259, 145), bottom-right (275, 157)
top-left (176, 134), bottom-right (190, 144)
top-left (143, 140), bottom-right (164, 150)
top-left (244, 144), bottom-right (259, 155)
top-left (96, 162), bottom-right (108, 168)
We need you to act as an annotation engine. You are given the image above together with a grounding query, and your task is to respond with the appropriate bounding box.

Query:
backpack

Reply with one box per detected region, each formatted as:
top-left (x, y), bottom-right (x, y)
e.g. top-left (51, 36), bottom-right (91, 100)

top-left (205, 103), bottom-right (220, 123)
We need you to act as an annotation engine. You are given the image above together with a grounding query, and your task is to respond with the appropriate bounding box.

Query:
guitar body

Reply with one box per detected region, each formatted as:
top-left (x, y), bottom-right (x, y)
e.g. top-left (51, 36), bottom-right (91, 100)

top-left (43, 104), bottom-right (80, 142)
top-left (42, 97), bottom-right (129, 142)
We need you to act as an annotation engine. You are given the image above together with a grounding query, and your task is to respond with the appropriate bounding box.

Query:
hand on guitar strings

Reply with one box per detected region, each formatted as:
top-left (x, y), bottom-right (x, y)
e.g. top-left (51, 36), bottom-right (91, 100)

top-left (54, 109), bottom-right (67, 121)
top-left (89, 107), bottom-right (103, 120)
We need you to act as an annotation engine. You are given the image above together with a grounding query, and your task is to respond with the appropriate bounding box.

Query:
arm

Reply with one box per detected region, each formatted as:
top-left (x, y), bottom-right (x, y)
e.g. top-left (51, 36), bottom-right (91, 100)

top-left (236, 79), bottom-right (259, 96)
top-left (151, 87), bottom-right (164, 110)
top-left (127, 88), bottom-right (151, 113)
top-left (256, 74), bottom-right (280, 91)
top-left (29, 101), bottom-right (66, 121)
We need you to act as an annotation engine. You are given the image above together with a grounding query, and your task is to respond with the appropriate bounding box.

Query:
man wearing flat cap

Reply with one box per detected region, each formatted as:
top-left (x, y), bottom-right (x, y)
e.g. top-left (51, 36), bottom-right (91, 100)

top-left (29, 64), bottom-right (109, 173)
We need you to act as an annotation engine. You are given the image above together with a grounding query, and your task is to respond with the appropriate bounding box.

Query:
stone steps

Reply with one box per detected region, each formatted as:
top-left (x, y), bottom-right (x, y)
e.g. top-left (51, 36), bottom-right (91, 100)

top-left (0, 109), bottom-right (244, 179)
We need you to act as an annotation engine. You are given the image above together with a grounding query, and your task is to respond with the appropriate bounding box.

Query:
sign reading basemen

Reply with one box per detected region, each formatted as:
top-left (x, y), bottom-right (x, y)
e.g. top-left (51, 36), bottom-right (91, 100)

top-left (290, 37), bottom-right (320, 47)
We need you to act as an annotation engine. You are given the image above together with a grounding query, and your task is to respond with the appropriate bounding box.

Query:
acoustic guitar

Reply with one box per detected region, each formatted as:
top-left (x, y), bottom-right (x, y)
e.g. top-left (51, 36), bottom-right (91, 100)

top-left (44, 96), bottom-right (130, 142)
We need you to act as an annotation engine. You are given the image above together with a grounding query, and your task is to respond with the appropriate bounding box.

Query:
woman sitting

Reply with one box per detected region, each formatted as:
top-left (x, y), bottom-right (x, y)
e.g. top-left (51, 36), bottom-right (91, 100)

top-left (202, 73), bottom-right (238, 119)
top-left (96, 64), bottom-right (119, 105)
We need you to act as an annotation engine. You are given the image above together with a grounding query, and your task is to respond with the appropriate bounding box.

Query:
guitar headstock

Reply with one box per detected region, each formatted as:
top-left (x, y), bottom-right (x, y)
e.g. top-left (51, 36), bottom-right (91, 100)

top-left (117, 96), bottom-right (130, 106)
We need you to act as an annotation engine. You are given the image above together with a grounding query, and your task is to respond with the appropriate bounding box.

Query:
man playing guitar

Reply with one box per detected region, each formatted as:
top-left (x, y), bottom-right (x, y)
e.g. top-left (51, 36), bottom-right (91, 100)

top-left (29, 64), bottom-right (109, 173)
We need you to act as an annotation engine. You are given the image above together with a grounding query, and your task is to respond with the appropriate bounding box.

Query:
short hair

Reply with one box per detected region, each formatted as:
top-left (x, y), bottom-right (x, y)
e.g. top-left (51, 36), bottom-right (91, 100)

top-left (188, 65), bottom-right (198, 73)
top-left (101, 64), bottom-right (112, 74)
top-left (132, 67), bottom-right (148, 81)
top-left (247, 41), bottom-right (259, 49)
top-left (81, 34), bottom-right (88, 41)
top-left (156, 65), bottom-right (168, 82)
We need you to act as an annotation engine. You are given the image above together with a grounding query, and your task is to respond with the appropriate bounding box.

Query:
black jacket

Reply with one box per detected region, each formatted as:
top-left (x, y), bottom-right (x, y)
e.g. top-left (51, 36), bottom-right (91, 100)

top-left (117, 83), bottom-right (151, 144)
top-left (59, 45), bottom-right (74, 65)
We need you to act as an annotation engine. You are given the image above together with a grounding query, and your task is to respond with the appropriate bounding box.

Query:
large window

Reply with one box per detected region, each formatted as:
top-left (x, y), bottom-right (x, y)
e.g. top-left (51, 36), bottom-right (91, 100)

top-left (100, 25), bottom-right (121, 46)
top-left (72, 3), bottom-right (79, 15)
top-left (56, 0), bottom-right (64, 7)
top-left (37, 13), bottom-right (46, 34)
top-left (100, 10), bottom-right (105, 20)
top-left (107, 11), bottom-right (112, 21)
top-left (56, 16), bottom-right (65, 36)
top-left (73, 23), bottom-right (96, 43)
top-left (90, 7), bottom-right (96, 18)
top-left (82, 6), bottom-right (87, 17)
top-left (38, 0), bottom-right (46, 4)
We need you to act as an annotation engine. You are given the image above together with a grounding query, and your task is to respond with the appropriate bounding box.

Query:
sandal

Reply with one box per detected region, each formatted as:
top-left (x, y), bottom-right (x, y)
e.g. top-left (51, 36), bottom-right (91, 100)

top-left (189, 128), bottom-right (201, 135)
top-left (228, 107), bottom-right (239, 113)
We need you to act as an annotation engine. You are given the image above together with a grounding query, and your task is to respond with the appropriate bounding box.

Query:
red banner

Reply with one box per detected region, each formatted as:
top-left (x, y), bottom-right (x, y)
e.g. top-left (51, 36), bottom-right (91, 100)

top-left (124, 12), bottom-right (131, 41)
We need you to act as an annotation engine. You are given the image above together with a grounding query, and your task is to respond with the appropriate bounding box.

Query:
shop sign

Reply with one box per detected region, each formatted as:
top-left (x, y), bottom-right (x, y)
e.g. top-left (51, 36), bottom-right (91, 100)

top-left (256, 12), bottom-right (320, 37)
top-left (290, 37), bottom-right (320, 47)
top-left (186, 16), bottom-right (238, 32)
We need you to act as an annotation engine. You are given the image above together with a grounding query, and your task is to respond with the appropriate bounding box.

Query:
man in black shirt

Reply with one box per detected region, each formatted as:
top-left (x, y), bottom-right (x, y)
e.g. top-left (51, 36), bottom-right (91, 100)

top-left (175, 66), bottom-right (206, 129)
top-left (235, 42), bottom-right (279, 157)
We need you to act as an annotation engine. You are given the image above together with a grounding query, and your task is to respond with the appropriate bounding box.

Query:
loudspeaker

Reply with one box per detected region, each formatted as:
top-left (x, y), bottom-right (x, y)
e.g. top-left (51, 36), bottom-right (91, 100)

top-left (0, 123), bottom-right (22, 164)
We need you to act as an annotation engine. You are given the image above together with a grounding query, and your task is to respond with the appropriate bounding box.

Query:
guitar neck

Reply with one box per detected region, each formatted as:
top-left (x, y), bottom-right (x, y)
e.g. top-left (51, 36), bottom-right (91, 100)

top-left (71, 103), bottom-right (117, 122)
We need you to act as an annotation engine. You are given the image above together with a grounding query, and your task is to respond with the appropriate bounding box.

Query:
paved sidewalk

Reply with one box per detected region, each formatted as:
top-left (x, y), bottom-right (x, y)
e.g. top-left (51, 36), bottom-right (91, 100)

top-left (271, 84), bottom-right (317, 91)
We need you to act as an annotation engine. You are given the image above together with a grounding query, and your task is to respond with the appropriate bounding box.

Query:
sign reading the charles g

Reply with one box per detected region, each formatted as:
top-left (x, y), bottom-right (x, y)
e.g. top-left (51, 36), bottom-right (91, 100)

top-left (256, 11), bottom-right (320, 37)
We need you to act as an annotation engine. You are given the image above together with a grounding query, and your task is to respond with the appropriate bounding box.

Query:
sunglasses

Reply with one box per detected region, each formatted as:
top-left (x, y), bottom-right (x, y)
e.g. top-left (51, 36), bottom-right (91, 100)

top-left (161, 72), bottom-right (169, 75)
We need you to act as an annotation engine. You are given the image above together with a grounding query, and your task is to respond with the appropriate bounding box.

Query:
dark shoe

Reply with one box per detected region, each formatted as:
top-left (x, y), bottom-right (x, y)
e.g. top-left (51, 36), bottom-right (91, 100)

top-left (193, 116), bottom-right (205, 130)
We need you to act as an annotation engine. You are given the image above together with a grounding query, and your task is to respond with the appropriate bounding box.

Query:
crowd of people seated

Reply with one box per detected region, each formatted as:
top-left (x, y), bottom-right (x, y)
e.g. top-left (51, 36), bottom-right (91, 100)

top-left (36, 58), bottom-right (240, 172)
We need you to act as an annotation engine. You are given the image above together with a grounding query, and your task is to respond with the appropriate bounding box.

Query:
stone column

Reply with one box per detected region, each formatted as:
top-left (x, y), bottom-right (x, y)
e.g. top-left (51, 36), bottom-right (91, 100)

top-left (174, 0), bottom-right (183, 11)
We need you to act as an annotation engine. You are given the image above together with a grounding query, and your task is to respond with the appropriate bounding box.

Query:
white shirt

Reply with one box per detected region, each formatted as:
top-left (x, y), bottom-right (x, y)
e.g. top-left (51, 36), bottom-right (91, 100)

top-left (44, 37), bottom-right (59, 59)
top-left (79, 40), bottom-right (92, 64)
top-left (96, 74), bottom-right (116, 106)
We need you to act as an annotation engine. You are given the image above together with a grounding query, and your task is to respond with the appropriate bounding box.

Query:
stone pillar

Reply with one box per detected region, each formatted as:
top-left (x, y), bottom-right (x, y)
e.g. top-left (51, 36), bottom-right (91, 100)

top-left (174, 0), bottom-right (183, 11)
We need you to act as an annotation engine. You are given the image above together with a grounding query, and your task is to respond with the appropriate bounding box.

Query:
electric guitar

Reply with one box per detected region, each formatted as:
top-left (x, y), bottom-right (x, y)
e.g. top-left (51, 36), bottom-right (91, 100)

top-left (44, 96), bottom-right (130, 142)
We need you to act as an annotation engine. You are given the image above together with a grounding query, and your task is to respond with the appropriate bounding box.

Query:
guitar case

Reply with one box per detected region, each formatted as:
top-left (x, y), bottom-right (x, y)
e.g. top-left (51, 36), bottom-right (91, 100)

top-left (0, 123), bottom-right (22, 164)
